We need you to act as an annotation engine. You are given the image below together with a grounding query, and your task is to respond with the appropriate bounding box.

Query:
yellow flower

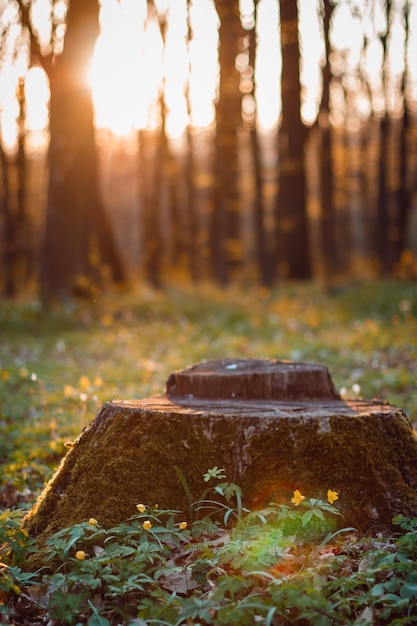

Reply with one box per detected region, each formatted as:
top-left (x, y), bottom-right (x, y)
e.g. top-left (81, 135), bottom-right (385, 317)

top-left (142, 520), bottom-right (152, 530)
top-left (88, 518), bottom-right (98, 526)
top-left (136, 503), bottom-right (146, 513)
top-left (75, 550), bottom-right (87, 560)
top-left (327, 489), bottom-right (339, 504)
top-left (291, 489), bottom-right (306, 506)
top-left (79, 375), bottom-right (90, 390)
top-left (179, 522), bottom-right (188, 530)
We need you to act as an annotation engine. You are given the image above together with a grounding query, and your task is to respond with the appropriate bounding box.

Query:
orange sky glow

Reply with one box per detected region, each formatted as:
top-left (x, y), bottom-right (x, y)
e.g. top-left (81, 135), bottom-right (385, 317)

top-left (0, 0), bottom-right (416, 154)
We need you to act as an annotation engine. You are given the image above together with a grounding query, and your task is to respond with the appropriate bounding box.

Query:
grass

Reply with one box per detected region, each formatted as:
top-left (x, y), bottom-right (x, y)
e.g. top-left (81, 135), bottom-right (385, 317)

top-left (0, 280), bottom-right (417, 624)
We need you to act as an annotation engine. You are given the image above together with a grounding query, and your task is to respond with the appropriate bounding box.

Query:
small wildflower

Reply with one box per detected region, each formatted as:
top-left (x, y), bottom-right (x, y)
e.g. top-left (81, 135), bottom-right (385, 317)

top-left (179, 521), bottom-right (188, 530)
top-left (79, 375), bottom-right (90, 389)
top-left (88, 518), bottom-right (98, 526)
top-left (291, 489), bottom-right (305, 506)
top-left (136, 503), bottom-right (146, 513)
top-left (327, 489), bottom-right (339, 504)
top-left (10, 584), bottom-right (21, 595)
top-left (142, 520), bottom-right (152, 530)
top-left (75, 550), bottom-right (87, 560)
top-left (64, 384), bottom-right (73, 397)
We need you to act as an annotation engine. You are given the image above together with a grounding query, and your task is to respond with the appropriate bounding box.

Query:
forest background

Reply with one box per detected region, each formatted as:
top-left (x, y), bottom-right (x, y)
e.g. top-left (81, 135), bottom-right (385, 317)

top-left (1, 0), bottom-right (417, 297)
top-left (1, 2), bottom-right (417, 622)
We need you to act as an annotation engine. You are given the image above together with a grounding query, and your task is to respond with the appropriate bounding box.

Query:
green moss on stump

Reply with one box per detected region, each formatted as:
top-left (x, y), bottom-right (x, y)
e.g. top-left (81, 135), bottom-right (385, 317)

top-left (25, 394), bottom-right (417, 564)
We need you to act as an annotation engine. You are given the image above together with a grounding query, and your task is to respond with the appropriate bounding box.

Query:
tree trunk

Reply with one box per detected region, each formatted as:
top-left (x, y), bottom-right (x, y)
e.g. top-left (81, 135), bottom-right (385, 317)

top-left (275, 0), bottom-right (311, 279)
top-left (0, 146), bottom-right (16, 296)
top-left (212, 0), bottom-right (243, 284)
top-left (138, 126), bottom-right (163, 288)
top-left (376, 0), bottom-right (393, 275)
top-left (247, 3), bottom-right (273, 285)
top-left (397, 0), bottom-right (412, 265)
top-left (40, 0), bottom-right (125, 298)
top-left (318, 0), bottom-right (336, 282)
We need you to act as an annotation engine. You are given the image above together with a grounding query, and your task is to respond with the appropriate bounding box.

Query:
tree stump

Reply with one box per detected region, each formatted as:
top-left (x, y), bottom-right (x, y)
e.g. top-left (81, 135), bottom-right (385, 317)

top-left (25, 358), bottom-right (417, 549)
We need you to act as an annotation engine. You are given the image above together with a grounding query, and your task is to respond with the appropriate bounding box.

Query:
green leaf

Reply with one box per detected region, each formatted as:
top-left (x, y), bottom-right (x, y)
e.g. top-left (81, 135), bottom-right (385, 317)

top-left (381, 593), bottom-right (405, 604)
top-left (370, 583), bottom-right (386, 597)
top-left (87, 601), bottom-right (111, 626)
top-left (301, 510), bottom-right (314, 526)
top-left (385, 578), bottom-right (401, 593)
top-left (312, 508), bottom-right (325, 521)
top-left (174, 466), bottom-right (194, 507)
top-left (87, 614), bottom-right (111, 626)
top-left (400, 582), bottom-right (417, 599)
top-left (318, 526), bottom-right (357, 549)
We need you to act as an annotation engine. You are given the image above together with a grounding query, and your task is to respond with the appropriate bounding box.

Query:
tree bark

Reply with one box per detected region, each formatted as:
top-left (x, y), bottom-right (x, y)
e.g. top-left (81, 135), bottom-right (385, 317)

top-left (397, 0), bottom-right (412, 266)
top-left (376, 0), bottom-right (394, 275)
top-left (318, 0), bottom-right (337, 281)
top-left (247, 3), bottom-right (273, 285)
top-left (0, 145), bottom-right (16, 296)
top-left (212, 0), bottom-right (243, 284)
top-left (138, 127), bottom-right (163, 289)
top-left (276, 0), bottom-right (311, 279)
top-left (40, 0), bottom-right (125, 298)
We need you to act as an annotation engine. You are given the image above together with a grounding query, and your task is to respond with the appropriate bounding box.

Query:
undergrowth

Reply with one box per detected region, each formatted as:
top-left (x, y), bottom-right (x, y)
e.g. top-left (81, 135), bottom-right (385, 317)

top-left (1, 469), bottom-right (417, 624)
top-left (0, 281), bottom-right (417, 623)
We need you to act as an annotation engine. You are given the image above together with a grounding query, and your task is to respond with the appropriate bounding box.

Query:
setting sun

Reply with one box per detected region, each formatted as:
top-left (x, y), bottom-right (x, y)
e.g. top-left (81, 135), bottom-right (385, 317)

top-left (1, 0), bottom-right (285, 150)
top-left (1, 1), bottom-right (416, 157)
top-left (91, 0), bottom-right (221, 138)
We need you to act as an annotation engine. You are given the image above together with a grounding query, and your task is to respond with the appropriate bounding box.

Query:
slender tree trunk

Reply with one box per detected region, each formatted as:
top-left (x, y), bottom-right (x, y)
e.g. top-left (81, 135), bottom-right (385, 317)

top-left (247, 2), bottom-right (272, 285)
top-left (0, 79), bottom-right (29, 296)
top-left (318, 0), bottom-right (336, 281)
top-left (0, 146), bottom-right (16, 296)
top-left (40, 0), bottom-right (125, 298)
top-left (276, 0), bottom-right (311, 279)
top-left (376, 0), bottom-right (393, 275)
top-left (185, 130), bottom-right (199, 282)
top-left (138, 127), bottom-right (163, 288)
top-left (212, 0), bottom-right (243, 285)
top-left (397, 0), bottom-right (411, 265)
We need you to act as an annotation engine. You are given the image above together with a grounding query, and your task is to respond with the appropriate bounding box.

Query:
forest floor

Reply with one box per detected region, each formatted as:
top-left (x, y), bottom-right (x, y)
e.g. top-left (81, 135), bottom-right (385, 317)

top-left (1, 280), bottom-right (417, 624)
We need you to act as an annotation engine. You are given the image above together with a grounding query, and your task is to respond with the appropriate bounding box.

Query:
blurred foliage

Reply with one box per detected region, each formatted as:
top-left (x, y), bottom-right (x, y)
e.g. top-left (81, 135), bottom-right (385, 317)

top-left (0, 280), bottom-right (416, 508)
top-left (0, 280), bottom-right (417, 623)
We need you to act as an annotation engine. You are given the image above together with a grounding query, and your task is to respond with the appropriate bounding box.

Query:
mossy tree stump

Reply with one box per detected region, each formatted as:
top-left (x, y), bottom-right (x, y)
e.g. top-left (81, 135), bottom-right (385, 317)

top-left (25, 358), bottom-right (417, 546)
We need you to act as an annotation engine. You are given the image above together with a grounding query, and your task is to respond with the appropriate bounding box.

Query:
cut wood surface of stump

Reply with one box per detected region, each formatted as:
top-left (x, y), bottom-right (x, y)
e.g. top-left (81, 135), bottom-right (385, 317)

top-left (25, 358), bottom-right (417, 557)
top-left (166, 358), bottom-right (341, 400)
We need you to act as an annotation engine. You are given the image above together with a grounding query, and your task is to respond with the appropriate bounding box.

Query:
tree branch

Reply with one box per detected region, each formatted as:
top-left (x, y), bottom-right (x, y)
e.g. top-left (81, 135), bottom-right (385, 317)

top-left (16, 0), bottom-right (52, 74)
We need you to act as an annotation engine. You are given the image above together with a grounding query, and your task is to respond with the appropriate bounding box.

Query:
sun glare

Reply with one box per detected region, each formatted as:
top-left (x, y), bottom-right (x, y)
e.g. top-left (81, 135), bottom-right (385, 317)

top-left (91, 1), bottom-right (151, 135)
top-left (0, 68), bottom-right (20, 153)
top-left (25, 66), bottom-right (49, 132)
top-left (188, 0), bottom-right (219, 129)
top-left (1, 0), bottom-right (417, 151)
top-left (162, 0), bottom-right (189, 138)
top-left (255, 0), bottom-right (280, 131)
